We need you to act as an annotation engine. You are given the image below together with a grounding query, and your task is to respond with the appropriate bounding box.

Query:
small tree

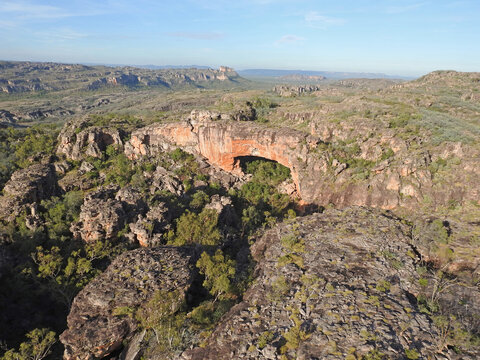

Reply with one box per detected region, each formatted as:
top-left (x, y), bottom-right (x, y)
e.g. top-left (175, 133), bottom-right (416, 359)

top-left (32, 246), bottom-right (98, 308)
top-left (1, 328), bottom-right (56, 360)
top-left (196, 250), bottom-right (236, 302)
top-left (172, 209), bottom-right (221, 246)
top-left (136, 290), bottom-right (186, 353)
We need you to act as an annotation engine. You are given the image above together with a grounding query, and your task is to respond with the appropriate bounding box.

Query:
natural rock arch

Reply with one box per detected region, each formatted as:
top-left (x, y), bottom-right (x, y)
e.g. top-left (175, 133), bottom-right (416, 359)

top-left (125, 120), bottom-right (320, 201)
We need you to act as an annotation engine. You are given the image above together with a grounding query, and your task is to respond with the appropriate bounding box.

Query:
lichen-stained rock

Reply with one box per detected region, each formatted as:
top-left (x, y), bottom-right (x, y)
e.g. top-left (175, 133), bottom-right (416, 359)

top-left (150, 166), bottom-right (184, 196)
top-left (127, 203), bottom-right (171, 247)
top-left (70, 185), bottom-right (127, 243)
top-left (179, 207), bottom-right (440, 360)
top-left (60, 246), bottom-right (196, 360)
top-left (0, 163), bottom-right (58, 221)
top-left (57, 118), bottom-right (123, 161)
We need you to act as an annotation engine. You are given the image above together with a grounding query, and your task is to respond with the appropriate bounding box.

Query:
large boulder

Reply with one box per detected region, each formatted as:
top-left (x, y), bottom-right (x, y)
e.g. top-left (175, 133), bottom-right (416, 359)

top-left (180, 207), bottom-right (441, 360)
top-left (0, 163), bottom-right (58, 221)
top-left (70, 186), bottom-right (127, 243)
top-left (60, 246), bottom-right (196, 360)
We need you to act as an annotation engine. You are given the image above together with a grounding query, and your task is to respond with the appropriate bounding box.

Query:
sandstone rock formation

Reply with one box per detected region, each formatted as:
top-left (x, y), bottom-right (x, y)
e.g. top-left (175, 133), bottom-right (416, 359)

top-left (0, 109), bottom-right (19, 127)
top-left (70, 186), bottom-right (127, 243)
top-left (57, 118), bottom-right (123, 161)
top-left (278, 74), bottom-right (326, 82)
top-left (60, 246), bottom-right (196, 360)
top-left (0, 163), bottom-right (58, 221)
top-left (124, 120), bottom-right (321, 203)
top-left (205, 194), bottom-right (238, 227)
top-left (180, 207), bottom-right (440, 360)
top-left (124, 120), bottom-right (480, 211)
top-left (127, 203), bottom-right (171, 247)
top-left (273, 85), bottom-right (322, 97)
top-left (0, 61), bottom-right (245, 94)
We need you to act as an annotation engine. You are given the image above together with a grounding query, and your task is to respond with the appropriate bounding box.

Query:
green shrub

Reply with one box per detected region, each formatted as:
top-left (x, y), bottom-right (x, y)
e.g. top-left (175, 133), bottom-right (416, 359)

top-left (136, 289), bottom-right (186, 354)
top-left (190, 191), bottom-right (210, 211)
top-left (404, 348), bottom-right (420, 359)
top-left (244, 159), bottom-right (290, 186)
top-left (171, 209), bottom-right (221, 246)
top-left (14, 125), bottom-right (59, 168)
top-left (196, 250), bottom-right (236, 301)
top-left (0, 328), bottom-right (56, 360)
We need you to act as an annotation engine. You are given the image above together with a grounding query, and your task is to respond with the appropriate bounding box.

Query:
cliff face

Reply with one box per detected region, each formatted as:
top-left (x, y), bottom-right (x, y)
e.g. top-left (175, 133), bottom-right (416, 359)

top-left (124, 120), bottom-right (480, 210)
top-left (56, 118), bottom-right (124, 161)
top-left (125, 120), bottom-right (320, 202)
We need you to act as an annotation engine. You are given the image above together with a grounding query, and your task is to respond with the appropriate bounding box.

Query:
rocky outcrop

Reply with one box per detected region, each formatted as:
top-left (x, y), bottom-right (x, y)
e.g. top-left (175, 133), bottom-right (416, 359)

top-left (205, 195), bottom-right (238, 227)
top-left (179, 207), bottom-right (440, 360)
top-left (86, 67), bottom-right (242, 90)
top-left (150, 166), bottom-right (184, 196)
top-left (125, 120), bottom-right (480, 210)
top-left (125, 120), bottom-right (321, 202)
top-left (23, 108), bottom-right (74, 120)
top-left (0, 109), bottom-right (20, 127)
top-left (57, 118), bottom-right (123, 160)
top-left (70, 186), bottom-right (127, 243)
top-left (278, 74), bottom-right (326, 82)
top-left (127, 203), bottom-right (171, 247)
top-left (0, 78), bottom-right (54, 93)
top-left (60, 246), bottom-right (196, 360)
top-left (0, 164), bottom-right (58, 221)
top-left (0, 61), bottom-right (245, 94)
top-left (273, 85), bottom-right (322, 97)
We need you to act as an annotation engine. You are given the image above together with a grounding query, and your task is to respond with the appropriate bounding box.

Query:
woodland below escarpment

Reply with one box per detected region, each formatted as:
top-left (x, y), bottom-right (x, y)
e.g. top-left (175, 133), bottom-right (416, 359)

top-left (0, 64), bottom-right (479, 359)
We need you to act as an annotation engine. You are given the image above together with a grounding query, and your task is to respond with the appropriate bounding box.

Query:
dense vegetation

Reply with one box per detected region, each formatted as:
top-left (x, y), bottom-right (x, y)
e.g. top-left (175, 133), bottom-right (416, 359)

top-left (0, 125), bottom-right (59, 191)
top-left (0, 133), bottom-right (297, 358)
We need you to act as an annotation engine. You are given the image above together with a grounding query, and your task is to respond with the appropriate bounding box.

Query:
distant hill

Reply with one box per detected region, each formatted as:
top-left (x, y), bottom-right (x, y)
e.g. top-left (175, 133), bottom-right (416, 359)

top-left (0, 61), bottom-right (248, 94)
top-left (238, 68), bottom-right (413, 80)
top-left (279, 74), bottom-right (326, 82)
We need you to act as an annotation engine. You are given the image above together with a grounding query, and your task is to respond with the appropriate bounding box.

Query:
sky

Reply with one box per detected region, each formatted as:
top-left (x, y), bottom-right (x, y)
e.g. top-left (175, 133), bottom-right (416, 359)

top-left (0, 0), bottom-right (479, 76)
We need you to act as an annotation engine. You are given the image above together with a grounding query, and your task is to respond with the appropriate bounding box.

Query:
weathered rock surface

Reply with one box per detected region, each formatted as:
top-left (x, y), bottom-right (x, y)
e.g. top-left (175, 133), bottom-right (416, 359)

top-left (179, 207), bottom-right (440, 360)
top-left (273, 84), bottom-right (322, 97)
top-left (0, 109), bottom-right (20, 127)
top-left (60, 246), bottom-right (196, 360)
top-left (150, 166), bottom-right (184, 196)
top-left (0, 61), bottom-right (245, 94)
top-left (86, 66), bottom-right (240, 91)
top-left (0, 163), bottom-right (58, 221)
top-left (124, 120), bottom-right (480, 210)
top-left (57, 118), bottom-right (123, 161)
top-left (187, 109), bottom-right (223, 122)
top-left (127, 203), bottom-right (171, 247)
top-left (125, 120), bottom-right (320, 200)
top-left (71, 186), bottom-right (127, 243)
top-left (205, 194), bottom-right (238, 227)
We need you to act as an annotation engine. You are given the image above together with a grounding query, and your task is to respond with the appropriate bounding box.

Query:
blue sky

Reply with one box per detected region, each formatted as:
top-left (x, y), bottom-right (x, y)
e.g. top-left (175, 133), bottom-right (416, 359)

top-left (0, 0), bottom-right (479, 76)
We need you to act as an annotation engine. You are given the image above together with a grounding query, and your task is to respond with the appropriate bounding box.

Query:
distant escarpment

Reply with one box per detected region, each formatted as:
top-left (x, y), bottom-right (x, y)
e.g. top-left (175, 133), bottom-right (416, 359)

top-left (0, 61), bottom-right (245, 93)
top-left (273, 85), bottom-right (323, 97)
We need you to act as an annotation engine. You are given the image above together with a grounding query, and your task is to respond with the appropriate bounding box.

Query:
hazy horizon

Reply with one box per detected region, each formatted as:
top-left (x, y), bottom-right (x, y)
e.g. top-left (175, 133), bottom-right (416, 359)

top-left (1, 0), bottom-right (479, 77)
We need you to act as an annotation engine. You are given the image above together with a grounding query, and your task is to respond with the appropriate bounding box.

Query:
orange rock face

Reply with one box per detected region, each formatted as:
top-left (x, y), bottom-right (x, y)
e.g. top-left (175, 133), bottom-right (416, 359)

top-left (125, 120), bottom-right (318, 200)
